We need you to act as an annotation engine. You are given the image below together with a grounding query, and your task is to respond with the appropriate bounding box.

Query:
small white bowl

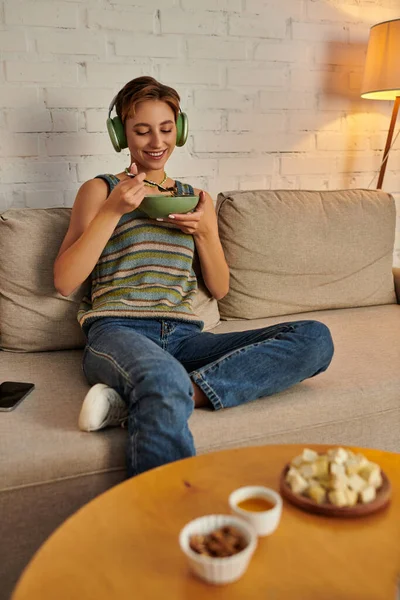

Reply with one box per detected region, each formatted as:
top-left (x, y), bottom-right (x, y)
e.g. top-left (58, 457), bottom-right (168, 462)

top-left (229, 486), bottom-right (282, 537)
top-left (179, 514), bottom-right (257, 585)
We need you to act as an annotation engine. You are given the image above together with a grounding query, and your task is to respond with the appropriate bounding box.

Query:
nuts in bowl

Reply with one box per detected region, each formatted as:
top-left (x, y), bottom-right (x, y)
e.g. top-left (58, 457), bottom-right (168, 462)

top-left (280, 447), bottom-right (391, 516)
top-left (179, 514), bottom-right (257, 584)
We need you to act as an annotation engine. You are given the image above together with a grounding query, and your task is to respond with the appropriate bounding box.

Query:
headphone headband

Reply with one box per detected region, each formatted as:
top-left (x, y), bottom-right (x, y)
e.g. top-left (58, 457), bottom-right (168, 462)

top-left (108, 94), bottom-right (119, 119)
top-left (108, 94), bottom-right (183, 120)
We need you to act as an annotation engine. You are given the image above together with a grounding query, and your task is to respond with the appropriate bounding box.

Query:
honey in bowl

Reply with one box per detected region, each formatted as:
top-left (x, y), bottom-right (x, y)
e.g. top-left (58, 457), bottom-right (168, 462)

top-left (236, 496), bottom-right (275, 512)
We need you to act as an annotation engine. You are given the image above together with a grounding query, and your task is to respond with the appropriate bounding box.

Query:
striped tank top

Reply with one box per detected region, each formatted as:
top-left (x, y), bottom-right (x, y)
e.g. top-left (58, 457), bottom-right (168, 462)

top-left (78, 174), bottom-right (204, 330)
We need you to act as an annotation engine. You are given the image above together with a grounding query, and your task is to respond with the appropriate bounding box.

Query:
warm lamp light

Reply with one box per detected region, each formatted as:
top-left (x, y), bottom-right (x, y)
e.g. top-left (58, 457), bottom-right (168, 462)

top-left (361, 19), bottom-right (400, 189)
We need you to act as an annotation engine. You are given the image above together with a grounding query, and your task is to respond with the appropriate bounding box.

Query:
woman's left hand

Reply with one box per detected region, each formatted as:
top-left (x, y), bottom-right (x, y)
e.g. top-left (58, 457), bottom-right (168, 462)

top-left (154, 191), bottom-right (217, 237)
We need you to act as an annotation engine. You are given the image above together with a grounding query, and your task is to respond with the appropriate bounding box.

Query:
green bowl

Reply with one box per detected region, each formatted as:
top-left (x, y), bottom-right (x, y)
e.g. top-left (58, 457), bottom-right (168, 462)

top-left (140, 195), bottom-right (199, 219)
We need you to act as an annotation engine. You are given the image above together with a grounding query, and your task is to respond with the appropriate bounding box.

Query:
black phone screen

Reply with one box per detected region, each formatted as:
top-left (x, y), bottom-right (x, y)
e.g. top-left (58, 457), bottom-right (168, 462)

top-left (0, 381), bottom-right (35, 411)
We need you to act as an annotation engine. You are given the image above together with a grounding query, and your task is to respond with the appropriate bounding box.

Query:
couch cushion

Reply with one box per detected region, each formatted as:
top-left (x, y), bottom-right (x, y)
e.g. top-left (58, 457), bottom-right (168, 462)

top-left (0, 209), bottom-right (86, 352)
top-left (0, 208), bottom-right (220, 352)
top-left (216, 189), bottom-right (397, 320)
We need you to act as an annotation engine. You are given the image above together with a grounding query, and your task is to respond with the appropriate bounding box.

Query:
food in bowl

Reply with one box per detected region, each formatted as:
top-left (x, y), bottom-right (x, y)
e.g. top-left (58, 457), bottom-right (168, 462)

top-left (236, 497), bottom-right (276, 512)
top-left (189, 525), bottom-right (247, 558)
top-left (179, 514), bottom-right (257, 585)
top-left (285, 447), bottom-right (383, 507)
top-left (229, 486), bottom-right (282, 536)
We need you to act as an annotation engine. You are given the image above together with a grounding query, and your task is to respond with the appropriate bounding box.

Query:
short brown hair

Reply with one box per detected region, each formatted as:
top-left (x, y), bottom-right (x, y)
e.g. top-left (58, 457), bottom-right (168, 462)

top-left (115, 76), bottom-right (180, 124)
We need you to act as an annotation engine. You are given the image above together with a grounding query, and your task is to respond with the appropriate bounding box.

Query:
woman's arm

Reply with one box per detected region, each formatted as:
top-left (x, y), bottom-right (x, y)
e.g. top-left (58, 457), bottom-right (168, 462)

top-left (194, 232), bottom-right (230, 300)
top-left (54, 172), bottom-right (146, 297)
top-left (156, 191), bottom-right (230, 300)
top-left (192, 193), bottom-right (229, 300)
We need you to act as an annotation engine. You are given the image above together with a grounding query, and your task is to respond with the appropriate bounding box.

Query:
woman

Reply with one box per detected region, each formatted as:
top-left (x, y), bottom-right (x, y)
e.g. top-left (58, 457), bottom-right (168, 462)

top-left (54, 76), bottom-right (334, 477)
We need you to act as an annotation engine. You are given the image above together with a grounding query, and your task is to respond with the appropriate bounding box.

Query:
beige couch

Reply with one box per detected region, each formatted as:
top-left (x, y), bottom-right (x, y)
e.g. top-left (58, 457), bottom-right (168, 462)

top-left (1, 188), bottom-right (399, 599)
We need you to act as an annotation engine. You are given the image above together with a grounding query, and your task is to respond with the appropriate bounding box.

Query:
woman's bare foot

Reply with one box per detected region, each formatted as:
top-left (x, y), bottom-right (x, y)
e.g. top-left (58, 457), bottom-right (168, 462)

top-left (192, 382), bottom-right (211, 408)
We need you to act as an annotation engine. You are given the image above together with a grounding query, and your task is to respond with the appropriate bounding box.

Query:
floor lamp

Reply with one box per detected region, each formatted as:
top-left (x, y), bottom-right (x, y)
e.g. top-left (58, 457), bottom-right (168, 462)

top-left (361, 18), bottom-right (400, 190)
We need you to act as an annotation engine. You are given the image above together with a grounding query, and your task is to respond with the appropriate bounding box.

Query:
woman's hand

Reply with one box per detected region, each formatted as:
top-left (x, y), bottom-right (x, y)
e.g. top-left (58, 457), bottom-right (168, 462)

top-left (106, 163), bottom-right (147, 216)
top-left (155, 191), bottom-right (217, 237)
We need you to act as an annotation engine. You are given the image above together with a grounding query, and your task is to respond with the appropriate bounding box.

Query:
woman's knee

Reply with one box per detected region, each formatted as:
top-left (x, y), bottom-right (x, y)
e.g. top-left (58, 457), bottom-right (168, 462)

top-left (82, 344), bottom-right (122, 387)
top-left (297, 320), bottom-right (334, 372)
top-left (133, 358), bottom-right (193, 403)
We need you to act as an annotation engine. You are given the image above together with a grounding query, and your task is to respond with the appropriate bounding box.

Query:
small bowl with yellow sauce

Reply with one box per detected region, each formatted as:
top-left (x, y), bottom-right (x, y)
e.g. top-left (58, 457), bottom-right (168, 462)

top-left (229, 486), bottom-right (282, 537)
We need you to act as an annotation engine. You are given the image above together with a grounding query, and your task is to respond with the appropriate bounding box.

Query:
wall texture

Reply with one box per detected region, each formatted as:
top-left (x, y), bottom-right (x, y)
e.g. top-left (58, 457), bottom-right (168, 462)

top-left (0, 0), bottom-right (399, 262)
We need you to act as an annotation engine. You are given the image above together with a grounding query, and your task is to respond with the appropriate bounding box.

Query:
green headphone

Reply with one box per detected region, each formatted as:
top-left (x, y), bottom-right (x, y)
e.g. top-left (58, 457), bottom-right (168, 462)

top-left (106, 94), bottom-right (189, 153)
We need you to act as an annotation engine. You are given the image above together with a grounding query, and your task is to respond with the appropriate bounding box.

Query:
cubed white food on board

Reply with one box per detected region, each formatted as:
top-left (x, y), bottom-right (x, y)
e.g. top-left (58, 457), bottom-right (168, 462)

top-left (328, 489), bottom-right (348, 507)
top-left (299, 463), bottom-right (316, 479)
top-left (287, 470), bottom-right (308, 495)
top-left (314, 457), bottom-right (329, 477)
top-left (330, 473), bottom-right (349, 490)
top-left (291, 455), bottom-right (304, 468)
top-left (287, 467), bottom-right (299, 479)
top-left (301, 448), bottom-right (319, 463)
top-left (345, 458), bottom-right (363, 476)
top-left (287, 447), bottom-right (383, 507)
top-left (327, 447), bottom-right (348, 464)
top-left (331, 462), bottom-right (346, 476)
top-left (347, 474), bottom-right (368, 493)
top-left (306, 484), bottom-right (326, 504)
top-left (359, 463), bottom-right (382, 488)
top-left (344, 487), bottom-right (358, 507)
top-left (360, 485), bottom-right (377, 504)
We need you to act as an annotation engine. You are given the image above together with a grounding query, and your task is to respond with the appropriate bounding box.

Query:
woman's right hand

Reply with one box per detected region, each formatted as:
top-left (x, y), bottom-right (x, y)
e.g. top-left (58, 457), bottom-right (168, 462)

top-left (106, 163), bottom-right (147, 216)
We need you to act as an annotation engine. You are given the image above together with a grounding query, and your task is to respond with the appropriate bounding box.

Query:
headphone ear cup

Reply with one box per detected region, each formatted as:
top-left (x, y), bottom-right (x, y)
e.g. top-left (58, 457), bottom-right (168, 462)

top-left (106, 116), bottom-right (127, 153)
top-left (176, 112), bottom-right (188, 147)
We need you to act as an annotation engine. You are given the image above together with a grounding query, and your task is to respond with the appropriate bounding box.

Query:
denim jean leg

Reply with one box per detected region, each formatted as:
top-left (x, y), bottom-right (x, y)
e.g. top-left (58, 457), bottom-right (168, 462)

top-left (175, 320), bottom-right (334, 410)
top-left (83, 320), bottom-right (196, 476)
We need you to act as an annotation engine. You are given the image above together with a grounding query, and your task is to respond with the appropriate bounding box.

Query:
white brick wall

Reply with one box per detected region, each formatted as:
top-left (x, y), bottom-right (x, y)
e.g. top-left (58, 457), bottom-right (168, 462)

top-left (0, 0), bottom-right (399, 263)
top-left (4, 2), bottom-right (78, 28)
top-left (5, 61), bottom-right (78, 84)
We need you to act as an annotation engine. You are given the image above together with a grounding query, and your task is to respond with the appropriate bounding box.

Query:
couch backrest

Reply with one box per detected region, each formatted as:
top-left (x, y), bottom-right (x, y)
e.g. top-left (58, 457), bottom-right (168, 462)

top-left (0, 189), bottom-right (397, 352)
top-left (216, 188), bottom-right (397, 320)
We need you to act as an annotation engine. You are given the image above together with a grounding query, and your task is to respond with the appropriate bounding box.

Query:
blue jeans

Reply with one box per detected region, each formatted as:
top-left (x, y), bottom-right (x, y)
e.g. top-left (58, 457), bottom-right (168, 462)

top-left (82, 318), bottom-right (334, 476)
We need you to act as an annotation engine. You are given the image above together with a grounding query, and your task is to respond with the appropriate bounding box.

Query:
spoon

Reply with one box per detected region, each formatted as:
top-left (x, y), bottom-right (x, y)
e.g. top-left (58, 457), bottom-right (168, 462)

top-left (124, 169), bottom-right (177, 195)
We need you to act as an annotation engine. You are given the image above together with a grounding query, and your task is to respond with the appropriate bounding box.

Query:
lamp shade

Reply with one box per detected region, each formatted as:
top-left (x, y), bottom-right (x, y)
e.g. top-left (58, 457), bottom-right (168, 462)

top-left (361, 19), bottom-right (400, 100)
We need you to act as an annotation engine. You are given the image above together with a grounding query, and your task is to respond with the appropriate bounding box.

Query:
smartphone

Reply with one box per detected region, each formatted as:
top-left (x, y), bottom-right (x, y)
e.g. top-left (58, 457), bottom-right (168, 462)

top-left (0, 381), bottom-right (35, 412)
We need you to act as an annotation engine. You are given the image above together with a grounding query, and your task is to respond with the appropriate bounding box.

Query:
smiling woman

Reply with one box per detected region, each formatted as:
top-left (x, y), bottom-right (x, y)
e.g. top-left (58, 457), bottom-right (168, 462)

top-left (53, 75), bottom-right (334, 480)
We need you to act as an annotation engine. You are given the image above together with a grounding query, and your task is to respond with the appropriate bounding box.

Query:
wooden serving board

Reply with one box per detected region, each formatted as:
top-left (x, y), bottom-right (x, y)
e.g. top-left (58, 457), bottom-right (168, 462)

top-left (279, 464), bottom-right (391, 518)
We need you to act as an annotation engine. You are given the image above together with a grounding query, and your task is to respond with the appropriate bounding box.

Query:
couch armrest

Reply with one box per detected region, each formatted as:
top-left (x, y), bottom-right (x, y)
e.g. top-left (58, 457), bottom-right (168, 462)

top-left (393, 267), bottom-right (400, 304)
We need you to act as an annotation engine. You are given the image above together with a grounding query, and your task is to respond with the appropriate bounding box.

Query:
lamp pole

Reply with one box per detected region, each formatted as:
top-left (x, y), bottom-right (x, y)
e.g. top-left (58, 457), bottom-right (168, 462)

top-left (377, 96), bottom-right (400, 190)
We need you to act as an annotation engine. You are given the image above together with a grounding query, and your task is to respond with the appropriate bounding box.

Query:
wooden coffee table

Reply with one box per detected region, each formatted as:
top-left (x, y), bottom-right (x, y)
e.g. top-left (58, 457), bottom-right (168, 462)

top-left (12, 444), bottom-right (400, 599)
